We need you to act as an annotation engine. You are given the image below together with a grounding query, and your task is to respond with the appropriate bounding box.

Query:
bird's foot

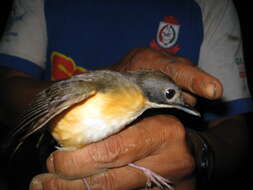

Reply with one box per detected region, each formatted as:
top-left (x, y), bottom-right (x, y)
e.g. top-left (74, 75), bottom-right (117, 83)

top-left (128, 163), bottom-right (174, 190)
top-left (82, 163), bottom-right (174, 190)
top-left (83, 178), bottom-right (91, 190)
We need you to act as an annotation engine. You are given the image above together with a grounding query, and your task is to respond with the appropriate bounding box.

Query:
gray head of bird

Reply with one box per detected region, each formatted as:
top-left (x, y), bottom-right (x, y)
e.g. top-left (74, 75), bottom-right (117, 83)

top-left (131, 70), bottom-right (200, 117)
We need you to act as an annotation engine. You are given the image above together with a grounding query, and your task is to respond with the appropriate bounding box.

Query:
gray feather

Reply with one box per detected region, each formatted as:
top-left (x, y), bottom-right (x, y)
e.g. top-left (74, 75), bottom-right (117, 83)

top-left (10, 74), bottom-right (100, 153)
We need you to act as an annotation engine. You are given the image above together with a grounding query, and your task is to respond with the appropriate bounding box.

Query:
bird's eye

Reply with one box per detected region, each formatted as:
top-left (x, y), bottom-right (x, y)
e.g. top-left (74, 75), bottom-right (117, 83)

top-left (165, 89), bottom-right (176, 99)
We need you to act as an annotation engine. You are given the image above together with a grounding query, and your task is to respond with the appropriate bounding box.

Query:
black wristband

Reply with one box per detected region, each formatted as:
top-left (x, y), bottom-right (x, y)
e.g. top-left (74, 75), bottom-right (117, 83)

top-left (186, 128), bottom-right (214, 187)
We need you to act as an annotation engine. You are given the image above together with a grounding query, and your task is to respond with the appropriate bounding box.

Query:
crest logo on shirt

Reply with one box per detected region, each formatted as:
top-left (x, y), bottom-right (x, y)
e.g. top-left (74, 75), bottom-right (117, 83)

top-left (51, 51), bottom-right (87, 81)
top-left (150, 16), bottom-right (181, 54)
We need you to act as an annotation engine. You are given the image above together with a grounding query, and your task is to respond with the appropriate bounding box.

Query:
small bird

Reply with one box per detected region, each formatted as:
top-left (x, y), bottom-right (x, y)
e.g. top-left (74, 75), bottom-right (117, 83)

top-left (11, 70), bottom-right (200, 189)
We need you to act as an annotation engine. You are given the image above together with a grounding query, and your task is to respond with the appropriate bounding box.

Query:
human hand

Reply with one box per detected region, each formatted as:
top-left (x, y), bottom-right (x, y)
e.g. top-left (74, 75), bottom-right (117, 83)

top-left (29, 47), bottom-right (223, 190)
top-left (30, 115), bottom-right (196, 190)
top-left (109, 47), bottom-right (223, 105)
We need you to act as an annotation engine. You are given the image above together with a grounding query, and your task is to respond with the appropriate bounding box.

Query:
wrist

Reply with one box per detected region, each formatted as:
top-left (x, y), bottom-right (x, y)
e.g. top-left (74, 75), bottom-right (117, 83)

top-left (186, 128), bottom-right (214, 187)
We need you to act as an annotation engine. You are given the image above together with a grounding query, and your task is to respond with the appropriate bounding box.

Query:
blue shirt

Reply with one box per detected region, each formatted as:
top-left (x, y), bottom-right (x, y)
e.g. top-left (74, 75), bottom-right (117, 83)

top-left (43, 0), bottom-right (203, 79)
top-left (0, 0), bottom-right (252, 120)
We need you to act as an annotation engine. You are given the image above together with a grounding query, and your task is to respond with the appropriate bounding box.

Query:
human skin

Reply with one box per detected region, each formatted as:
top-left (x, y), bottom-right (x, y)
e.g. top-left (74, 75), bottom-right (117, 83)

top-left (26, 48), bottom-right (224, 190)
top-left (0, 47), bottom-right (228, 190)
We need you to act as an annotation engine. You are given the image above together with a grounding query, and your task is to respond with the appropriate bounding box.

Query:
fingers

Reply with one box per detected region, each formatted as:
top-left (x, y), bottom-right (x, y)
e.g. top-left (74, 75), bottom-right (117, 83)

top-left (163, 59), bottom-right (223, 100)
top-left (30, 165), bottom-right (161, 190)
top-left (119, 47), bottom-right (223, 100)
top-left (32, 115), bottom-right (194, 190)
top-left (30, 172), bottom-right (195, 190)
top-left (46, 115), bottom-right (185, 178)
top-left (31, 136), bottom-right (194, 190)
top-left (181, 92), bottom-right (197, 106)
top-left (30, 174), bottom-right (85, 190)
top-left (47, 127), bottom-right (153, 178)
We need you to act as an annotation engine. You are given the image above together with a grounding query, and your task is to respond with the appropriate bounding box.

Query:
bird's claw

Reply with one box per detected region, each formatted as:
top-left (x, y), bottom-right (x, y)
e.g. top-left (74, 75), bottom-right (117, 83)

top-left (128, 163), bottom-right (174, 190)
top-left (82, 163), bottom-right (174, 190)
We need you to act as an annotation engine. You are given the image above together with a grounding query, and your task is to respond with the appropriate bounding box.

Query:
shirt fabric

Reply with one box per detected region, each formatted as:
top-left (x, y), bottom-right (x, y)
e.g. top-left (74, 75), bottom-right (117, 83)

top-left (0, 0), bottom-right (252, 120)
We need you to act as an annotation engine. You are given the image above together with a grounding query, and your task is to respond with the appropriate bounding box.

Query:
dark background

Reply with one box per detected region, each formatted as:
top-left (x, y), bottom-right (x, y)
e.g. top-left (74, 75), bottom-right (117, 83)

top-left (234, 0), bottom-right (253, 93)
top-left (232, 2), bottom-right (253, 188)
top-left (0, 0), bottom-right (252, 190)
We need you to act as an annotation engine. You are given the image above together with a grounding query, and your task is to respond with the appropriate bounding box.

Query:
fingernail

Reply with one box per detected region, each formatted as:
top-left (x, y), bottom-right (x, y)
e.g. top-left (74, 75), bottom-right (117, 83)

top-left (47, 153), bottom-right (55, 173)
top-left (30, 178), bottom-right (43, 190)
top-left (206, 82), bottom-right (216, 99)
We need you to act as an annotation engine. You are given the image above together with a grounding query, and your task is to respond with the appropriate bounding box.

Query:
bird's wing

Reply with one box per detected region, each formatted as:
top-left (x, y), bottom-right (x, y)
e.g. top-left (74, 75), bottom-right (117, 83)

top-left (10, 77), bottom-right (97, 152)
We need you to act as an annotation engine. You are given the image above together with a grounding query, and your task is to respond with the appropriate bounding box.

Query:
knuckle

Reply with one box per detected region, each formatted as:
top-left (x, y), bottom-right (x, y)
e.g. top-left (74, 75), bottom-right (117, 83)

top-left (130, 48), bottom-right (152, 66)
top-left (171, 120), bottom-right (186, 140)
top-left (134, 123), bottom-right (155, 152)
top-left (130, 47), bottom-right (163, 67)
top-left (153, 115), bottom-right (186, 140)
top-left (101, 172), bottom-right (117, 190)
top-left (154, 114), bottom-right (180, 128)
top-left (52, 151), bottom-right (77, 177)
top-left (87, 135), bottom-right (124, 164)
top-left (52, 151), bottom-right (65, 174)
top-left (183, 93), bottom-right (197, 106)
top-left (89, 171), bottom-right (116, 190)
top-left (176, 56), bottom-right (193, 65)
top-left (174, 153), bottom-right (195, 178)
top-left (43, 176), bottom-right (62, 190)
top-left (133, 47), bottom-right (153, 57)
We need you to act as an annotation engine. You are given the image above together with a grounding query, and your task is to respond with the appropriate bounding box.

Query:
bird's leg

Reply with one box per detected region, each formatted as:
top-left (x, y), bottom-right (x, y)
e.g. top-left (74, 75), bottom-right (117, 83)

top-left (82, 163), bottom-right (174, 190)
top-left (82, 178), bottom-right (91, 190)
top-left (128, 163), bottom-right (174, 190)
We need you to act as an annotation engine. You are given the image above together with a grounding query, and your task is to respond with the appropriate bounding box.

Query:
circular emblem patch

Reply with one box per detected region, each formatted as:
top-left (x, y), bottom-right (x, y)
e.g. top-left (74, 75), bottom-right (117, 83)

top-left (156, 16), bottom-right (180, 49)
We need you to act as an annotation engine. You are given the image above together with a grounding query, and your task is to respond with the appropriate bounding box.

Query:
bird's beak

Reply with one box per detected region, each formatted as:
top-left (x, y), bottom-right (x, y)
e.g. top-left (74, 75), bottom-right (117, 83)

top-left (168, 103), bottom-right (201, 117)
top-left (148, 101), bottom-right (201, 117)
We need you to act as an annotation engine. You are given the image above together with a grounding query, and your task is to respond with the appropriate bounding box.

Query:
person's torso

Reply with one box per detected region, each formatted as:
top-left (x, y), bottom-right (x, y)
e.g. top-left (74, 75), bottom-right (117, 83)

top-left (44, 0), bottom-right (203, 80)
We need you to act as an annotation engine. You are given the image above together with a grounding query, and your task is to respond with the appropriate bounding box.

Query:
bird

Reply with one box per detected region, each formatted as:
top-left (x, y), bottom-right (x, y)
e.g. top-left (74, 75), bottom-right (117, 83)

top-left (10, 69), bottom-right (200, 190)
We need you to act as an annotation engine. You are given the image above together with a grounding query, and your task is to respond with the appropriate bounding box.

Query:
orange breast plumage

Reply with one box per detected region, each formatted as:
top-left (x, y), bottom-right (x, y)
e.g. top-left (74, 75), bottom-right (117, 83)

top-left (50, 86), bottom-right (148, 150)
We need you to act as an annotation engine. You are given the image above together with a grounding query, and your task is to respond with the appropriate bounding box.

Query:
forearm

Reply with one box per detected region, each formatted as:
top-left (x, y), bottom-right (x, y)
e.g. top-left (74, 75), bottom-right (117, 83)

top-left (188, 114), bottom-right (249, 185)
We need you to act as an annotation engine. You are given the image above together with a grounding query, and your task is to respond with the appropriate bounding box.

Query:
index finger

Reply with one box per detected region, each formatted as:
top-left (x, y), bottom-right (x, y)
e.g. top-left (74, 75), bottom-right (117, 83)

top-left (118, 48), bottom-right (223, 100)
top-left (141, 49), bottom-right (223, 100)
top-left (162, 58), bottom-right (223, 100)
